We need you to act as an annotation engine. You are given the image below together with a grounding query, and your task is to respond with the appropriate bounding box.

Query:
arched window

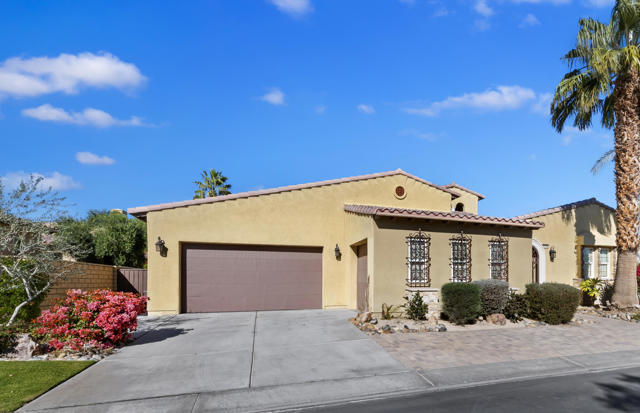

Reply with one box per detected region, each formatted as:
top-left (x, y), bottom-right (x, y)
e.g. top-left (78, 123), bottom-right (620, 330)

top-left (455, 202), bottom-right (464, 212)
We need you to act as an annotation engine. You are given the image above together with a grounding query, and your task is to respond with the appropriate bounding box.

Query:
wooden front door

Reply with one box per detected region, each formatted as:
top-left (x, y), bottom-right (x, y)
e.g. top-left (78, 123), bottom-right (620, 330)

top-left (356, 244), bottom-right (368, 312)
top-left (532, 247), bottom-right (539, 284)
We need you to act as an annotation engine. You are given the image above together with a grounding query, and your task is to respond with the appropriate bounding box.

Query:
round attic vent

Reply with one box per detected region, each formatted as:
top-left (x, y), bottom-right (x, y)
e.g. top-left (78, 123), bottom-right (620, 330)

top-left (395, 185), bottom-right (406, 199)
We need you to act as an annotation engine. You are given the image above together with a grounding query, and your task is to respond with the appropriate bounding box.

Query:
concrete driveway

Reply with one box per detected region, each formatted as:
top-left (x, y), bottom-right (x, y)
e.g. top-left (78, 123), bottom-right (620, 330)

top-left (22, 310), bottom-right (426, 412)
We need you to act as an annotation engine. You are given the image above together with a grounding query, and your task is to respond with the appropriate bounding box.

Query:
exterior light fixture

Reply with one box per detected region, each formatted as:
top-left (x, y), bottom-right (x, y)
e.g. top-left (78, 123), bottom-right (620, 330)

top-left (155, 237), bottom-right (166, 253)
top-left (549, 247), bottom-right (556, 262)
top-left (334, 244), bottom-right (341, 259)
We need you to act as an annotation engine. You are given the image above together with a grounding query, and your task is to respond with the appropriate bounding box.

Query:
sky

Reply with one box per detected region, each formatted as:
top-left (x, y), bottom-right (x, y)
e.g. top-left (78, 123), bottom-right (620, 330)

top-left (0, 0), bottom-right (619, 219)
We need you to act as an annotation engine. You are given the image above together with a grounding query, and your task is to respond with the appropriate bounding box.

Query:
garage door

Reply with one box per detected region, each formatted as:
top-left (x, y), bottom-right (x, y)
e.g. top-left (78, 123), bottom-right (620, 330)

top-left (181, 244), bottom-right (323, 312)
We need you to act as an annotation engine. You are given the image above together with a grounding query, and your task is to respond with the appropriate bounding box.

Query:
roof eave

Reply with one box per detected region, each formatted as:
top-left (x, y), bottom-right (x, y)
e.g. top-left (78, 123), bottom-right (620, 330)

top-left (127, 169), bottom-right (461, 216)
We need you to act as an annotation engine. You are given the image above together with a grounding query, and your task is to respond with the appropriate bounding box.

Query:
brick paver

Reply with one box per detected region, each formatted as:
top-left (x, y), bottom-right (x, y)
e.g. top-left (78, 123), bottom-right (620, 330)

top-left (373, 315), bottom-right (640, 370)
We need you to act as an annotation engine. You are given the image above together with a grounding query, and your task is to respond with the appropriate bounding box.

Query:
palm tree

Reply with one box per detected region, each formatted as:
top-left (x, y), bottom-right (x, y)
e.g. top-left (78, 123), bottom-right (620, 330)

top-left (551, 0), bottom-right (640, 306)
top-left (193, 169), bottom-right (231, 199)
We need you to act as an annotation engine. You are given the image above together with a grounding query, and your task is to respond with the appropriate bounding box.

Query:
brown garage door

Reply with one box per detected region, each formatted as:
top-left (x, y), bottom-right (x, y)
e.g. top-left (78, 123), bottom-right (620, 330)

top-left (181, 244), bottom-right (323, 313)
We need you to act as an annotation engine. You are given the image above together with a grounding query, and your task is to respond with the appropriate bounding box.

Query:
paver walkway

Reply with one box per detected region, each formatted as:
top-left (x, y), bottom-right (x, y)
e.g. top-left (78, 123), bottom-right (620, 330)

top-left (373, 314), bottom-right (640, 370)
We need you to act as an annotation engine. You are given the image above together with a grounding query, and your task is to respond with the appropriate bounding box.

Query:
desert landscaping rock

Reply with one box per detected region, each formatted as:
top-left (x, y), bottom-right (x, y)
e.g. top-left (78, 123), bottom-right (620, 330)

top-left (487, 314), bottom-right (507, 326)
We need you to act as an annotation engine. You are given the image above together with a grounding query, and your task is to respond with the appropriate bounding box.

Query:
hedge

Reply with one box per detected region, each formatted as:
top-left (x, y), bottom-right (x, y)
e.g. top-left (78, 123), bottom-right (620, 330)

top-left (441, 282), bottom-right (481, 325)
top-left (471, 279), bottom-right (510, 316)
top-left (525, 283), bottom-right (580, 325)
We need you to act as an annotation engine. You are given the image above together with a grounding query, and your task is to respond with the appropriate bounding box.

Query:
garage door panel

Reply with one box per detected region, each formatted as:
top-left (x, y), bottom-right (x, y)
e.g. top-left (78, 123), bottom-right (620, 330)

top-left (182, 244), bottom-right (322, 312)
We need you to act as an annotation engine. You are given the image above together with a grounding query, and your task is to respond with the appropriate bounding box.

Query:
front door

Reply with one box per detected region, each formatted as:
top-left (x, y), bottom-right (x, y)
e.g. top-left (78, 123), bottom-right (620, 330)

top-left (532, 247), bottom-right (539, 284)
top-left (356, 244), bottom-right (368, 311)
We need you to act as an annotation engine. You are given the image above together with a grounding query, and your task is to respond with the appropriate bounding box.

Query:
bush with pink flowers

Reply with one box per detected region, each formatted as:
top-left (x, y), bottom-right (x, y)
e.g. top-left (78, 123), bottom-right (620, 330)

top-left (33, 289), bottom-right (148, 352)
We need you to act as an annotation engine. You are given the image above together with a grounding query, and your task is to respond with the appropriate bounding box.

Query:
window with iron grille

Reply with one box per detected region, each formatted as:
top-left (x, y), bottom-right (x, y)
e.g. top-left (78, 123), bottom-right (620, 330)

top-left (489, 235), bottom-right (508, 281)
top-left (450, 232), bottom-right (471, 282)
top-left (406, 230), bottom-right (431, 287)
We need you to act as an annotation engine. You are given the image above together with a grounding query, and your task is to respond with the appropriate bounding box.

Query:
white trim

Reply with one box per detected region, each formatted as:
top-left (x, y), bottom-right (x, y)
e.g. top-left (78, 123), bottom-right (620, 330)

top-left (532, 238), bottom-right (546, 283)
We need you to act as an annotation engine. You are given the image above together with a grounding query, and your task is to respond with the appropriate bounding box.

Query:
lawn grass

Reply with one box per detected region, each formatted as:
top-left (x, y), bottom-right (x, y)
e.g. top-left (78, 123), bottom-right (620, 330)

top-left (0, 361), bottom-right (94, 412)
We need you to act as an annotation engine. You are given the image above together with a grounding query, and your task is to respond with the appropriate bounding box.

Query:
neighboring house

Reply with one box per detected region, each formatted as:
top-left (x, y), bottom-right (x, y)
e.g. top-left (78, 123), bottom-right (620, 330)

top-left (128, 169), bottom-right (545, 315)
top-left (514, 198), bottom-right (616, 288)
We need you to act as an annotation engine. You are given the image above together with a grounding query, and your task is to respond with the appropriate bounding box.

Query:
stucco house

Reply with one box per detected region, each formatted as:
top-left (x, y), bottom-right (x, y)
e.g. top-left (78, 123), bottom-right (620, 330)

top-left (129, 169), bottom-right (557, 315)
top-left (514, 198), bottom-right (617, 288)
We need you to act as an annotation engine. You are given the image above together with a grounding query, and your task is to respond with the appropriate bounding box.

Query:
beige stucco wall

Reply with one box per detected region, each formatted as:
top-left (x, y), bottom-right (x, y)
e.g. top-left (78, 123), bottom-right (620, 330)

top-left (145, 175), bottom-right (453, 314)
top-left (370, 218), bottom-right (533, 312)
top-left (450, 190), bottom-right (479, 214)
top-left (531, 204), bottom-right (616, 285)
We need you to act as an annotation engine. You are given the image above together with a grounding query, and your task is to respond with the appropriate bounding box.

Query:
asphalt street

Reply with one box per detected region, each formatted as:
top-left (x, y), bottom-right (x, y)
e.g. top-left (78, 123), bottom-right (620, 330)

top-left (305, 366), bottom-right (640, 413)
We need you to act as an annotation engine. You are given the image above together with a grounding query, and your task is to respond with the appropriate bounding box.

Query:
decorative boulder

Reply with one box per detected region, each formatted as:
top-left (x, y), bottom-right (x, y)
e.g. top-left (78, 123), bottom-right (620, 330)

top-left (487, 313), bottom-right (507, 326)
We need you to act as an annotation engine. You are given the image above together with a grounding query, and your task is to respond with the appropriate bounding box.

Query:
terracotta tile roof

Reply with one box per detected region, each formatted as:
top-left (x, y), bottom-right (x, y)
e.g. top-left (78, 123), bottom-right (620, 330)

top-left (443, 182), bottom-right (485, 200)
top-left (345, 204), bottom-right (544, 229)
top-left (128, 169), bottom-right (461, 218)
top-left (513, 197), bottom-right (615, 220)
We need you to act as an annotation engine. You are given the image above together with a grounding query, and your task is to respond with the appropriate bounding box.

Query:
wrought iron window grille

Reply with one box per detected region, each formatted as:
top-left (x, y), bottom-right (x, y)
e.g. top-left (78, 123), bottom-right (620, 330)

top-left (450, 231), bottom-right (472, 283)
top-left (406, 229), bottom-right (431, 287)
top-left (488, 234), bottom-right (509, 282)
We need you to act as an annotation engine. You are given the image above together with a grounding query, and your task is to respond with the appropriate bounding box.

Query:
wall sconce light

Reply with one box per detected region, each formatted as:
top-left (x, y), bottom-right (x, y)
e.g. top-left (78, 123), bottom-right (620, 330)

top-left (155, 237), bottom-right (166, 255)
top-left (334, 244), bottom-right (341, 259)
top-left (549, 247), bottom-right (556, 262)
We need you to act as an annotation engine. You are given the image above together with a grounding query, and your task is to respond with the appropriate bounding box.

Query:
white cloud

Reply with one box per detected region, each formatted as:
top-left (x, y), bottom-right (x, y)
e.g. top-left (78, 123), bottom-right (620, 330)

top-left (1, 171), bottom-right (80, 191)
top-left (315, 104), bottom-right (326, 114)
top-left (268, 0), bottom-right (313, 17)
top-left (531, 92), bottom-right (552, 114)
top-left (22, 104), bottom-right (145, 127)
top-left (519, 13), bottom-right (540, 28)
top-left (403, 85), bottom-right (536, 116)
top-left (474, 19), bottom-right (491, 31)
top-left (357, 104), bottom-right (375, 114)
top-left (0, 52), bottom-right (146, 99)
top-left (398, 129), bottom-right (438, 142)
top-left (508, 0), bottom-right (570, 4)
top-left (561, 126), bottom-right (593, 146)
top-left (75, 152), bottom-right (115, 165)
top-left (474, 0), bottom-right (494, 17)
top-left (584, 0), bottom-right (614, 7)
top-left (260, 88), bottom-right (285, 105)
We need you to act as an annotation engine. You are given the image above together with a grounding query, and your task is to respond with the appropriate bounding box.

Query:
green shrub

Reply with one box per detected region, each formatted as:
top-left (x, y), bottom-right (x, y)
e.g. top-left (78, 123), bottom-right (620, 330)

top-left (404, 292), bottom-right (428, 320)
top-left (0, 326), bottom-right (17, 354)
top-left (0, 259), bottom-right (46, 324)
top-left (381, 303), bottom-right (398, 320)
top-left (579, 278), bottom-right (604, 306)
top-left (441, 282), bottom-right (481, 325)
top-left (471, 279), bottom-right (510, 316)
top-left (600, 283), bottom-right (614, 306)
top-left (0, 321), bottom-right (31, 354)
top-left (525, 283), bottom-right (580, 325)
top-left (503, 291), bottom-right (528, 322)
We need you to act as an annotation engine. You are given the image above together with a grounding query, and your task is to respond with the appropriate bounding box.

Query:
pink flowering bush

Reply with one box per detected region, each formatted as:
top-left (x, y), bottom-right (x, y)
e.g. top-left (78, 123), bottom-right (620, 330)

top-left (33, 289), bottom-right (148, 352)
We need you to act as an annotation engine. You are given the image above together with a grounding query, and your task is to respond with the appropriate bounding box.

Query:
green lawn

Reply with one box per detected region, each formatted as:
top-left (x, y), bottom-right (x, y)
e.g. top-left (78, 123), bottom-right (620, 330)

top-left (0, 361), bottom-right (94, 412)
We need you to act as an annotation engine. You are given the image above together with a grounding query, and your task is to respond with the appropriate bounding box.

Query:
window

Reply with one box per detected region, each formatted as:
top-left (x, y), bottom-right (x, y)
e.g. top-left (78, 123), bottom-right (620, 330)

top-left (599, 248), bottom-right (610, 279)
top-left (489, 236), bottom-right (509, 281)
top-left (455, 203), bottom-right (464, 212)
top-left (582, 247), bottom-right (594, 278)
top-left (406, 230), bottom-right (431, 287)
top-left (450, 232), bottom-right (472, 282)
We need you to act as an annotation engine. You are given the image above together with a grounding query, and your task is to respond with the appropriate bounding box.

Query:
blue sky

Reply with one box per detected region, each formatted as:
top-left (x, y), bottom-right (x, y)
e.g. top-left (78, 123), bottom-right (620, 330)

top-left (0, 0), bottom-right (617, 219)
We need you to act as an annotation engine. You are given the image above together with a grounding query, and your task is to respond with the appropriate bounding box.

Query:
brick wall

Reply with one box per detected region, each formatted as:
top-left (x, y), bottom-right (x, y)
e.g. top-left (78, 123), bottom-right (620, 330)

top-left (41, 262), bottom-right (117, 309)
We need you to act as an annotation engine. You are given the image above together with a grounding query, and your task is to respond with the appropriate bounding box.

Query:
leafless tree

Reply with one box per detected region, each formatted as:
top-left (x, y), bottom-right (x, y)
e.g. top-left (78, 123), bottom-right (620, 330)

top-left (0, 176), bottom-right (87, 326)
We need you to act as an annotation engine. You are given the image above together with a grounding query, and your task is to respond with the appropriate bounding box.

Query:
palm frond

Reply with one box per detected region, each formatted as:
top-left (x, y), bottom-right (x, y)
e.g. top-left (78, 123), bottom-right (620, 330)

top-left (591, 149), bottom-right (615, 174)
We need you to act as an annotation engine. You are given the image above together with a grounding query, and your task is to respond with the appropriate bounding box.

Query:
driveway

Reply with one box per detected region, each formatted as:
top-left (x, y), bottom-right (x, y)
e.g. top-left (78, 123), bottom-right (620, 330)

top-left (22, 310), bottom-right (426, 412)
